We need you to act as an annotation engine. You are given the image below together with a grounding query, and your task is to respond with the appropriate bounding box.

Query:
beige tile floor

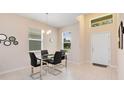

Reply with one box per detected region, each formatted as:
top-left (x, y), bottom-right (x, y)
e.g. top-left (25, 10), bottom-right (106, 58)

top-left (0, 62), bottom-right (118, 80)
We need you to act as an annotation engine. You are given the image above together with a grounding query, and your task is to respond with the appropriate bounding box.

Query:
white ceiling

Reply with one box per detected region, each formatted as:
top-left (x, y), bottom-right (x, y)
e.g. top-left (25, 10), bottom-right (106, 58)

top-left (17, 13), bottom-right (81, 28)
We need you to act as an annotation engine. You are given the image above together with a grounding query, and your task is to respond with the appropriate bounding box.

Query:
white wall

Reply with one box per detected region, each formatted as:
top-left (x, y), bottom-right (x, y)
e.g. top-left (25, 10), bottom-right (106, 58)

top-left (117, 14), bottom-right (124, 79)
top-left (58, 23), bottom-right (81, 63)
top-left (58, 14), bottom-right (118, 66)
top-left (117, 50), bottom-right (124, 79)
top-left (77, 15), bottom-right (86, 62)
top-left (0, 14), bottom-right (58, 74)
top-left (82, 13), bottom-right (118, 66)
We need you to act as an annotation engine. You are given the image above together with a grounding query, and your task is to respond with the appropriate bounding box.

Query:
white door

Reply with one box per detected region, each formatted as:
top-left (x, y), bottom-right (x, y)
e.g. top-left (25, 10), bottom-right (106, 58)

top-left (91, 32), bottom-right (111, 65)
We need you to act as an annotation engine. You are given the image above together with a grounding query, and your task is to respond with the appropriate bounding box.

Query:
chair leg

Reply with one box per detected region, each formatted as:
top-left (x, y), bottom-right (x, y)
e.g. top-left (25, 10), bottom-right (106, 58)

top-left (31, 67), bottom-right (34, 76)
top-left (30, 66), bottom-right (41, 79)
top-left (40, 63), bottom-right (42, 80)
top-left (48, 63), bottom-right (50, 73)
top-left (48, 64), bottom-right (62, 76)
top-left (65, 59), bottom-right (67, 68)
top-left (30, 67), bottom-right (35, 79)
top-left (65, 56), bottom-right (67, 68)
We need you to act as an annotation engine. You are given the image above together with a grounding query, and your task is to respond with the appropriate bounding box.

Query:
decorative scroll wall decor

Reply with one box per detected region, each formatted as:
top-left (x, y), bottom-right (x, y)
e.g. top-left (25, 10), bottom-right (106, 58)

top-left (118, 21), bottom-right (124, 49)
top-left (0, 34), bottom-right (19, 46)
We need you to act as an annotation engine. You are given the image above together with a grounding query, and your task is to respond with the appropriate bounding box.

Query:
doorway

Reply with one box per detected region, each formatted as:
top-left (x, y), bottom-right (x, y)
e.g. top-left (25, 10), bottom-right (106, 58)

top-left (91, 31), bottom-right (111, 66)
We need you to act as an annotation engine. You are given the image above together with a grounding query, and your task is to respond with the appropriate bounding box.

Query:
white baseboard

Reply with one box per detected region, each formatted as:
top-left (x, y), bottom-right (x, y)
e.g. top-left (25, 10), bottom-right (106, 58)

top-left (67, 59), bottom-right (83, 64)
top-left (108, 64), bottom-right (117, 68)
top-left (0, 66), bottom-right (29, 75)
top-left (85, 60), bottom-right (91, 63)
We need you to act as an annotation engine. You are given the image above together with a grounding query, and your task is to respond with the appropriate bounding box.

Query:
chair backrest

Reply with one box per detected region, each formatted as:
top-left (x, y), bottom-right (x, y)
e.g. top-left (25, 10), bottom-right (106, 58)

top-left (29, 52), bottom-right (37, 66)
top-left (60, 50), bottom-right (66, 59)
top-left (41, 50), bottom-right (48, 58)
top-left (54, 51), bottom-right (62, 64)
top-left (60, 50), bottom-right (65, 56)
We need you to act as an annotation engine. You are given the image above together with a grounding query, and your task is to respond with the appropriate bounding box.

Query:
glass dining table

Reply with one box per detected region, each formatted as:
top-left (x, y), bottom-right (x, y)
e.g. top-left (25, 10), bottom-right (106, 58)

top-left (39, 53), bottom-right (67, 80)
top-left (39, 54), bottom-right (54, 79)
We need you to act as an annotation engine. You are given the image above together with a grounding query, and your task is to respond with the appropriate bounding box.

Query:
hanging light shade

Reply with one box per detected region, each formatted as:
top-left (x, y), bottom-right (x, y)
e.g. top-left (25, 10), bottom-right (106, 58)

top-left (47, 30), bottom-right (52, 35)
top-left (41, 30), bottom-right (45, 34)
top-left (46, 13), bottom-right (52, 35)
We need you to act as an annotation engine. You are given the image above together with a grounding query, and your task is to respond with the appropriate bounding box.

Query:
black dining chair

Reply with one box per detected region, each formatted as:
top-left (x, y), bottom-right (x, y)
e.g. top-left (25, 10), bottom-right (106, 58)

top-left (60, 50), bottom-right (66, 60)
top-left (29, 52), bottom-right (41, 77)
top-left (45, 51), bottom-right (62, 75)
top-left (41, 50), bottom-right (49, 65)
top-left (41, 50), bottom-right (48, 59)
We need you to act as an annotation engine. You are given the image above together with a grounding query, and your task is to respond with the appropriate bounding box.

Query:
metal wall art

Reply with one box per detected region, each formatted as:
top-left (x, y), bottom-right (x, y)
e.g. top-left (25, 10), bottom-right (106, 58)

top-left (118, 21), bottom-right (124, 49)
top-left (0, 34), bottom-right (7, 41)
top-left (0, 34), bottom-right (19, 46)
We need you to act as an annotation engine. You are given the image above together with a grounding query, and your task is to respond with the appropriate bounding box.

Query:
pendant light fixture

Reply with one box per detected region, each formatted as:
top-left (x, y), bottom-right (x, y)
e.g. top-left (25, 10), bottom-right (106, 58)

top-left (41, 13), bottom-right (52, 35)
top-left (46, 13), bottom-right (52, 35)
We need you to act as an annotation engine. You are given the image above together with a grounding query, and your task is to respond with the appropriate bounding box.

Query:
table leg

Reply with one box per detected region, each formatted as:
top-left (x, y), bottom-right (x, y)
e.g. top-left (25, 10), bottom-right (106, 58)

top-left (65, 55), bottom-right (67, 68)
top-left (40, 61), bottom-right (42, 80)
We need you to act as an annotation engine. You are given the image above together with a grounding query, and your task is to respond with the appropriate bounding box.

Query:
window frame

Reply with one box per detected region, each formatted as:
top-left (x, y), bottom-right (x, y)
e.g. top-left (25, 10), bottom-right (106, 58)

top-left (28, 28), bottom-right (43, 52)
top-left (62, 31), bottom-right (71, 52)
top-left (90, 14), bottom-right (113, 27)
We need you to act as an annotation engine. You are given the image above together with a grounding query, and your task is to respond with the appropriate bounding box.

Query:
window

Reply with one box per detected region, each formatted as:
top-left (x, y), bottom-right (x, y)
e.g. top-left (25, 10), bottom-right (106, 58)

top-left (91, 14), bottom-right (113, 27)
top-left (62, 32), bottom-right (71, 52)
top-left (28, 28), bottom-right (43, 52)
